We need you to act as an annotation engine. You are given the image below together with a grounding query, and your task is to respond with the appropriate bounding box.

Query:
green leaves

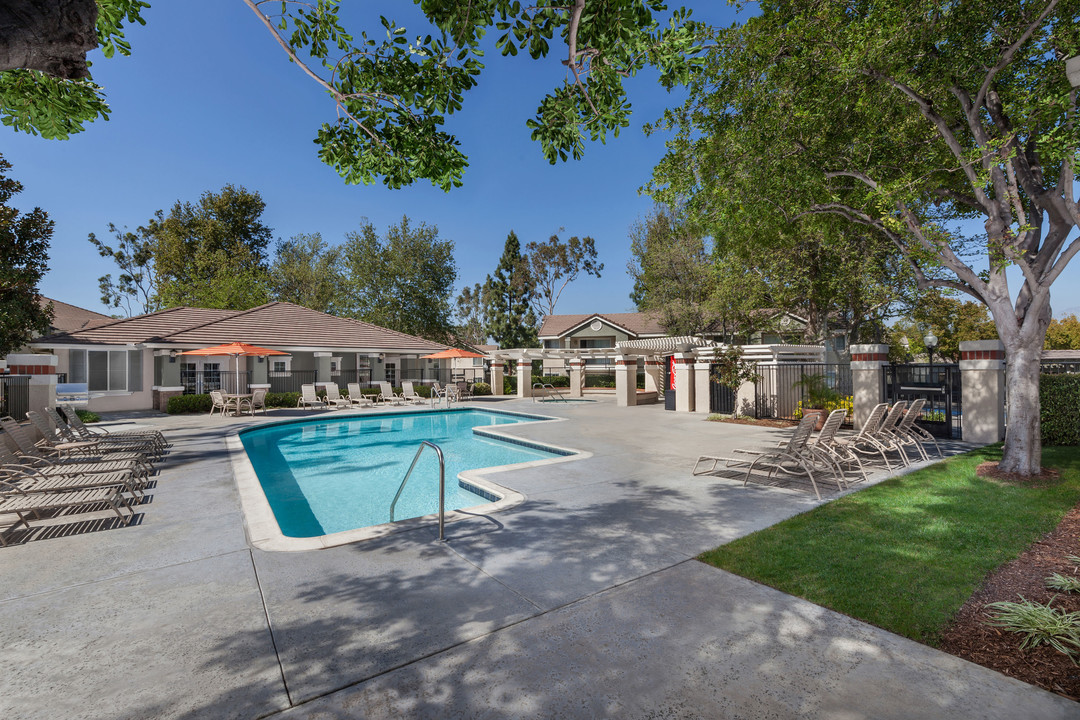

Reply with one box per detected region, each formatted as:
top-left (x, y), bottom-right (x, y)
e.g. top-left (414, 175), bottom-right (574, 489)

top-left (0, 155), bottom-right (53, 355)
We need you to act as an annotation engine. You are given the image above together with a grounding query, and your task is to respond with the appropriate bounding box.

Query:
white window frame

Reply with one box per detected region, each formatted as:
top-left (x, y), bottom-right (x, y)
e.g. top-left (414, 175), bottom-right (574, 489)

top-left (270, 357), bottom-right (293, 377)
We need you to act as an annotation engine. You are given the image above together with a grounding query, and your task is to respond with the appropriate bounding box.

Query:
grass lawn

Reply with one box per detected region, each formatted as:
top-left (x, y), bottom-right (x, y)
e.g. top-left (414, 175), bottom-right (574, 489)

top-left (699, 444), bottom-right (1080, 646)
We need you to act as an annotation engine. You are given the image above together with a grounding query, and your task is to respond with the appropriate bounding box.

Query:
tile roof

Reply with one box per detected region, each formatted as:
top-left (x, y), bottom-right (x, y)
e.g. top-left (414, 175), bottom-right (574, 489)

top-left (538, 312), bottom-right (666, 338)
top-left (33, 302), bottom-right (447, 352)
top-left (39, 297), bottom-right (113, 334)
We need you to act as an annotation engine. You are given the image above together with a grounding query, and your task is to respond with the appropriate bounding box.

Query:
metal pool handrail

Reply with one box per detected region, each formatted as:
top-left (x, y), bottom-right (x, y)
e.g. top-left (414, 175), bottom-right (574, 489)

top-left (533, 382), bottom-right (567, 402)
top-left (389, 440), bottom-right (446, 541)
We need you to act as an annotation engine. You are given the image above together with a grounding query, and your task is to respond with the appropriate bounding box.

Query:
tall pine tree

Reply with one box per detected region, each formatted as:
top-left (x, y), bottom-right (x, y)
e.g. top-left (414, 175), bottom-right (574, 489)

top-left (485, 231), bottom-right (538, 349)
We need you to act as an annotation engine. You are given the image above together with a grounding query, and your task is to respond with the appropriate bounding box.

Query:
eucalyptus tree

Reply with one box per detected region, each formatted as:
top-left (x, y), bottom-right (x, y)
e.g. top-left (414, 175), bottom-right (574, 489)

top-left (88, 222), bottom-right (158, 317)
top-left (650, 0), bottom-right (1080, 475)
top-left (525, 234), bottom-right (603, 319)
top-left (2, 1), bottom-right (705, 189)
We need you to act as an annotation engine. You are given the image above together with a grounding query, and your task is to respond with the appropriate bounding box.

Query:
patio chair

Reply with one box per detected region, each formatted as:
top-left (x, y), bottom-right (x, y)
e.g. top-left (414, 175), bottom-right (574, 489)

top-left (834, 402), bottom-right (908, 470)
top-left (346, 383), bottom-right (375, 408)
top-left (45, 408), bottom-right (161, 458)
top-left (400, 381), bottom-right (424, 405)
top-left (892, 398), bottom-right (942, 460)
top-left (808, 408), bottom-right (869, 483)
top-left (455, 381), bottom-right (471, 400)
top-left (244, 388), bottom-right (268, 416)
top-left (693, 414), bottom-right (840, 500)
top-left (0, 417), bottom-right (154, 474)
top-left (323, 385), bottom-right (351, 410)
top-left (0, 478), bottom-right (136, 546)
top-left (61, 406), bottom-right (168, 449)
top-left (0, 434), bottom-right (150, 484)
top-left (26, 411), bottom-right (157, 465)
top-left (209, 390), bottom-right (233, 417)
top-left (297, 384), bottom-right (326, 410)
top-left (1, 462), bottom-right (146, 502)
top-left (378, 381), bottom-right (405, 406)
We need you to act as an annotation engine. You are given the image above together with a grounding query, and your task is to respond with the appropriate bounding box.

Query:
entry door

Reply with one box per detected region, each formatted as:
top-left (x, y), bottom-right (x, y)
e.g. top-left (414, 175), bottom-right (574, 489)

top-left (384, 362), bottom-right (397, 386)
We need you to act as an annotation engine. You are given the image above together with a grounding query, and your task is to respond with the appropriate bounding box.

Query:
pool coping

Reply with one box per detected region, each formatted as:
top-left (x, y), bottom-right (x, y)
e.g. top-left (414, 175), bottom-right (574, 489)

top-left (225, 405), bottom-right (589, 552)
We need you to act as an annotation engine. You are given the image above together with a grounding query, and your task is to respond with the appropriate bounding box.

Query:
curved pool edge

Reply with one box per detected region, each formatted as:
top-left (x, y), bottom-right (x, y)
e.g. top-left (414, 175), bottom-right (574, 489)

top-left (225, 406), bottom-right (589, 552)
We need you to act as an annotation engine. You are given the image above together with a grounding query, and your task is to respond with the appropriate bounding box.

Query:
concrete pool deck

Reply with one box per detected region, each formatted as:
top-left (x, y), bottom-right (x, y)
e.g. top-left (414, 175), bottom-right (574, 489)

top-left (1, 399), bottom-right (1074, 718)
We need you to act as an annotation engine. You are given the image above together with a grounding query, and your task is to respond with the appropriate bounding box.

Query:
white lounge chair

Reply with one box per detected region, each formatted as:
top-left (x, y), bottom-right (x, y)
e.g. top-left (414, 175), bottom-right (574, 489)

top-left (297, 384), bottom-right (326, 410)
top-left (400, 381), bottom-right (424, 405)
top-left (323, 385), bottom-right (351, 409)
top-left (378, 381), bottom-right (404, 406)
top-left (346, 383), bottom-right (375, 408)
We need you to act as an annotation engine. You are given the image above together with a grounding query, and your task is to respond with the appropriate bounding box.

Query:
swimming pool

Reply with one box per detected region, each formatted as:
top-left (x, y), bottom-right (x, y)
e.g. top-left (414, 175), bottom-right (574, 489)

top-left (238, 409), bottom-right (571, 540)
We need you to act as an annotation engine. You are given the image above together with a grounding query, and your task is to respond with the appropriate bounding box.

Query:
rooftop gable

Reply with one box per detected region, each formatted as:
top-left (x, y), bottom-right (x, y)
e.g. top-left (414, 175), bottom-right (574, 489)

top-left (539, 312), bottom-right (666, 339)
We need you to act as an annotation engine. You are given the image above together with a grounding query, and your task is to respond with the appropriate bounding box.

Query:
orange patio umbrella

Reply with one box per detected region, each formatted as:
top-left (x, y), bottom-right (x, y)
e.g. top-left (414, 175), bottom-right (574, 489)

top-left (420, 347), bottom-right (486, 360)
top-left (180, 342), bottom-right (289, 392)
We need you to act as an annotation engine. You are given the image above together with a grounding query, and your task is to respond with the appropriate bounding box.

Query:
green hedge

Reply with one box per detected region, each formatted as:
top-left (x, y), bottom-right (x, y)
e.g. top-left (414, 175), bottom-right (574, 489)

top-left (75, 408), bottom-right (100, 423)
top-left (167, 394), bottom-right (213, 414)
top-left (585, 374), bottom-right (616, 388)
top-left (537, 375), bottom-right (570, 387)
top-left (1041, 374), bottom-right (1080, 445)
top-left (504, 376), bottom-right (517, 395)
top-left (472, 382), bottom-right (491, 396)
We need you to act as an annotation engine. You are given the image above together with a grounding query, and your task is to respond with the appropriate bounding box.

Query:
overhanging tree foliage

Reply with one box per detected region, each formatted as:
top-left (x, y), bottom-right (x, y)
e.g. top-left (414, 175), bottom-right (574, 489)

top-left (0, 155), bottom-right (53, 355)
top-left (650, 0), bottom-right (1080, 475)
top-left (525, 233), bottom-right (603, 319)
top-left (268, 232), bottom-right (342, 314)
top-left (2, 1), bottom-right (706, 189)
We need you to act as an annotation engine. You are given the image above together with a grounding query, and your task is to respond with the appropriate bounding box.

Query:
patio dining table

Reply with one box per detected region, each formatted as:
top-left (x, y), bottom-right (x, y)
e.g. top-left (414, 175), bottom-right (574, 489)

top-left (223, 393), bottom-right (253, 417)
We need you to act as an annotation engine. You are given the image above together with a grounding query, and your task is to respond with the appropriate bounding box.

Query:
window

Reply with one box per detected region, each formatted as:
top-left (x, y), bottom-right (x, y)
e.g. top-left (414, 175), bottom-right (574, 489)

top-left (543, 339), bottom-right (560, 349)
top-left (270, 357), bottom-right (292, 377)
top-left (330, 357), bottom-right (342, 376)
top-left (69, 349), bottom-right (142, 392)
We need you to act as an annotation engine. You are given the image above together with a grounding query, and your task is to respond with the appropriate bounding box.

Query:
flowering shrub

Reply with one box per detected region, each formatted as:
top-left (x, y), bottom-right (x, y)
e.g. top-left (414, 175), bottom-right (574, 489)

top-left (793, 395), bottom-right (853, 420)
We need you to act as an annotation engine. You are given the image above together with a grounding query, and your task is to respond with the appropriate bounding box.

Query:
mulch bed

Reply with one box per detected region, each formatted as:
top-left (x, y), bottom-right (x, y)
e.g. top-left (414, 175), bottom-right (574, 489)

top-left (939, 476), bottom-right (1080, 701)
top-left (712, 417), bottom-right (798, 428)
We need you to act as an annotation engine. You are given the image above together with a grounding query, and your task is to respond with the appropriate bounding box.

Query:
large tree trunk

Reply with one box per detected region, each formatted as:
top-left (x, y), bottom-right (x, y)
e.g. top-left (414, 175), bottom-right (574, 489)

top-left (0, 0), bottom-right (97, 79)
top-left (999, 341), bottom-right (1042, 475)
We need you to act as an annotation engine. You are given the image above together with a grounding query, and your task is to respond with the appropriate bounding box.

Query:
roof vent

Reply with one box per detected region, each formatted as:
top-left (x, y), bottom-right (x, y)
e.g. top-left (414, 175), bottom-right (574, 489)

top-left (590, 320), bottom-right (602, 331)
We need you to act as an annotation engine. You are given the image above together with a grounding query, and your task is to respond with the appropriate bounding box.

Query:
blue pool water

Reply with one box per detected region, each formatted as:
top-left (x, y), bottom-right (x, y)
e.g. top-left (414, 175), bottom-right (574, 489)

top-left (239, 409), bottom-right (563, 537)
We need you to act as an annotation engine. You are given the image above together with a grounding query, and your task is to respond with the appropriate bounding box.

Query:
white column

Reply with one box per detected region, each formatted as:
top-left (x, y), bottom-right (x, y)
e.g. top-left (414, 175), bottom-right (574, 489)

top-left (643, 358), bottom-right (663, 395)
top-left (516, 359), bottom-right (533, 398)
top-left (959, 340), bottom-right (1005, 444)
top-left (694, 361), bottom-right (712, 413)
top-left (490, 364), bottom-right (504, 396)
top-left (850, 344), bottom-right (890, 429)
top-left (567, 359), bottom-right (585, 398)
top-left (615, 355), bottom-right (637, 407)
top-left (673, 353), bottom-right (695, 412)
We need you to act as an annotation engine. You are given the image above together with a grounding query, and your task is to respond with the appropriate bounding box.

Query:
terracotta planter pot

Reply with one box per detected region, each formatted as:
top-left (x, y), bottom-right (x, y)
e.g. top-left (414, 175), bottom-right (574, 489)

top-left (802, 408), bottom-right (827, 431)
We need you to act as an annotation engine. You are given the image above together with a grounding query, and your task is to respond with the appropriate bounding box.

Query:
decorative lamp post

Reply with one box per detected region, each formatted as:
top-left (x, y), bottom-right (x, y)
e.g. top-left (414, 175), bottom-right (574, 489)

top-left (924, 332), bottom-right (938, 380)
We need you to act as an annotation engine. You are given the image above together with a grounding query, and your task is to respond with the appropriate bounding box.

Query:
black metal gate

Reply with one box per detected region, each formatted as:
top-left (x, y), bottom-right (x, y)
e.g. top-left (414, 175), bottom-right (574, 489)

top-left (884, 363), bottom-right (961, 439)
top-left (0, 375), bottom-right (30, 420)
top-left (709, 366), bottom-right (736, 415)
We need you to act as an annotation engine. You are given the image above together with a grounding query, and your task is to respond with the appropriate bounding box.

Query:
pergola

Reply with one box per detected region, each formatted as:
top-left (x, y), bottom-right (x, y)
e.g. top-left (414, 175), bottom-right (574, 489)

top-left (484, 340), bottom-right (825, 412)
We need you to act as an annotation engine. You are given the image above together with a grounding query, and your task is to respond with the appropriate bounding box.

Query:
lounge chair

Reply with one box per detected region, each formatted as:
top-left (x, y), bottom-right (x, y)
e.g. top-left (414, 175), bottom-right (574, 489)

top-left (693, 414), bottom-right (840, 500)
top-left (45, 408), bottom-right (161, 458)
top-left (323, 385), bottom-right (351, 409)
top-left (1, 462), bottom-right (146, 501)
top-left (808, 408), bottom-right (868, 483)
top-left (378, 381), bottom-right (404, 406)
top-left (400, 381), bottom-right (424, 405)
top-left (346, 383), bottom-right (375, 408)
top-left (834, 402), bottom-right (908, 470)
top-left (61, 406), bottom-right (168, 449)
top-left (297, 384), bottom-right (326, 410)
top-left (26, 411), bottom-right (157, 464)
top-left (0, 478), bottom-right (135, 546)
top-left (1, 433), bottom-right (150, 484)
top-left (892, 398), bottom-right (942, 460)
top-left (1, 416), bottom-right (154, 474)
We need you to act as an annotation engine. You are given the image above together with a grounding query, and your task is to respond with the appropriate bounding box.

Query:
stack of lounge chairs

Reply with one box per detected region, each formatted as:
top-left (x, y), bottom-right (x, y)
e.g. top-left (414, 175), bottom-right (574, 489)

top-left (0, 409), bottom-right (167, 545)
top-left (693, 400), bottom-right (942, 499)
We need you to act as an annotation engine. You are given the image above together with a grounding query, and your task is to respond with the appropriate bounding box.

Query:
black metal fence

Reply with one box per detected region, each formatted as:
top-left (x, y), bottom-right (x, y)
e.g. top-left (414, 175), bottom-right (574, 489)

top-left (754, 362), bottom-right (853, 421)
top-left (0, 375), bottom-right (30, 420)
top-left (181, 369), bottom-right (253, 395)
top-left (268, 370), bottom-right (318, 394)
top-left (884, 363), bottom-right (962, 439)
top-left (1042, 360), bottom-right (1080, 374)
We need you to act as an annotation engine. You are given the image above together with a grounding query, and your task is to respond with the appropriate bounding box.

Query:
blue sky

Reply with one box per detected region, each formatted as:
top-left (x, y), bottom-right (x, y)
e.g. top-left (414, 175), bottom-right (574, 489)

top-left (5, 1), bottom-right (1079, 321)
